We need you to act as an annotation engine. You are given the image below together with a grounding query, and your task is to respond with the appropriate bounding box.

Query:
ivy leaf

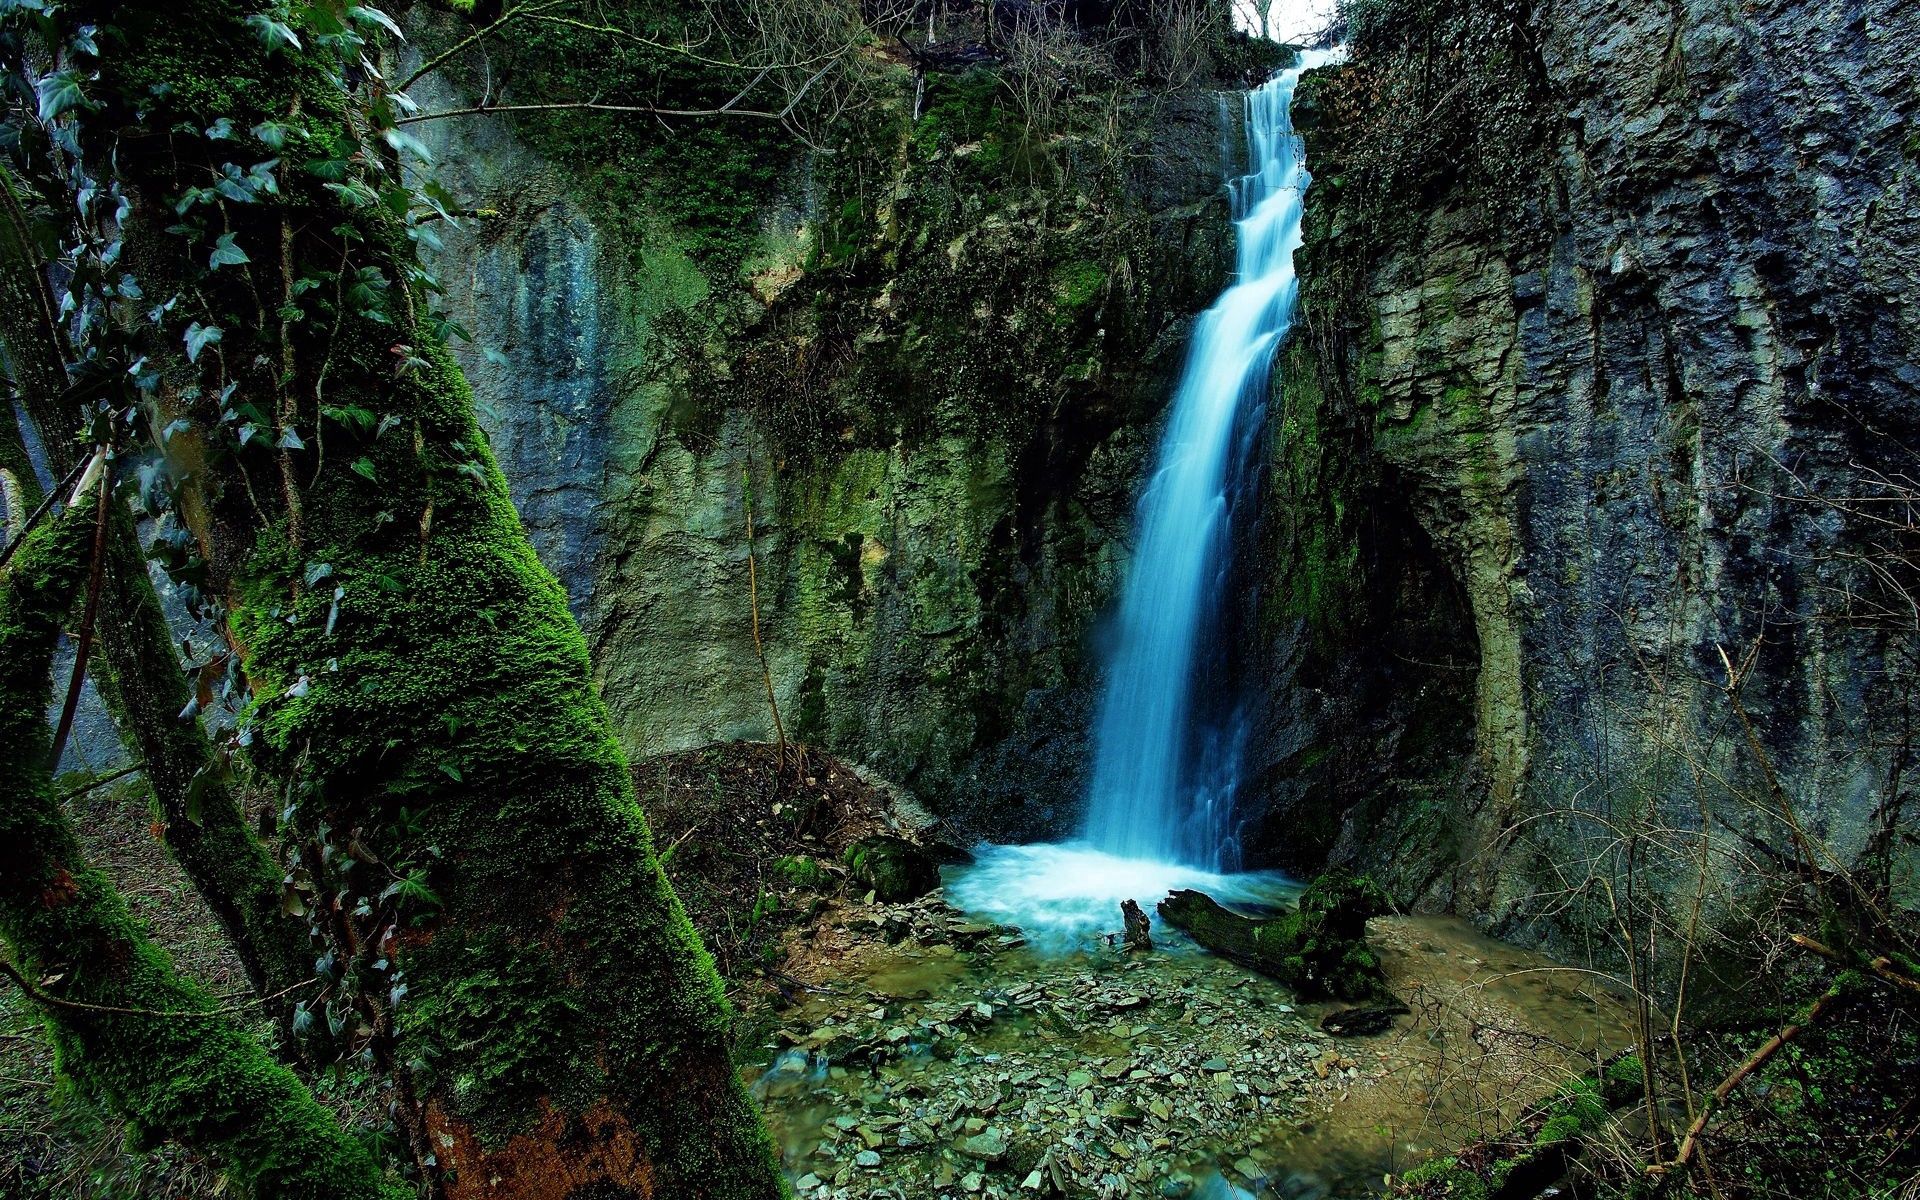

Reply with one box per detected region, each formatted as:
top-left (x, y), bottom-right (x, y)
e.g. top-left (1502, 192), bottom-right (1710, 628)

top-left (350, 456), bottom-right (378, 482)
top-left (209, 232), bottom-right (250, 269)
top-left (325, 180), bottom-right (378, 209)
top-left (35, 70), bottom-right (87, 122)
top-left (347, 5), bottom-right (404, 38)
top-left (205, 116), bottom-right (236, 140)
top-left (380, 127), bottom-right (433, 164)
top-left (245, 13), bottom-right (303, 53)
top-left (277, 425), bottom-right (306, 451)
top-left (252, 120), bottom-right (298, 150)
top-left (183, 321), bottom-right (222, 362)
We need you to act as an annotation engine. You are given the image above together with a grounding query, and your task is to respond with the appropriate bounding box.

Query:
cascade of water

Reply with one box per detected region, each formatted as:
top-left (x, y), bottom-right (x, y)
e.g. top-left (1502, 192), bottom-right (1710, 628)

top-left (1080, 49), bottom-right (1337, 868)
top-left (948, 50), bottom-right (1340, 940)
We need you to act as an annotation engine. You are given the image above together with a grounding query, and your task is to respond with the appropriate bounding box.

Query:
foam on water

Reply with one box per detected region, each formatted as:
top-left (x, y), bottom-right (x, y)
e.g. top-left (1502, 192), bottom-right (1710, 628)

top-left (945, 842), bottom-right (1295, 948)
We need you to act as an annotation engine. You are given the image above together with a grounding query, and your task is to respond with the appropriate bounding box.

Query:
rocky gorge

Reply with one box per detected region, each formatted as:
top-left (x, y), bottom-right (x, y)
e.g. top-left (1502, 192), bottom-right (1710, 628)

top-left (415, 0), bottom-right (1919, 947)
top-left (5, 2), bottom-right (1918, 1198)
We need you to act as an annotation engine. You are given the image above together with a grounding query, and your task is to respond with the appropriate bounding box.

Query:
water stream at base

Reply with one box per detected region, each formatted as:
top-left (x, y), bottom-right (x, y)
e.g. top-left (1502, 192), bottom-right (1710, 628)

top-left (951, 50), bottom-right (1342, 940)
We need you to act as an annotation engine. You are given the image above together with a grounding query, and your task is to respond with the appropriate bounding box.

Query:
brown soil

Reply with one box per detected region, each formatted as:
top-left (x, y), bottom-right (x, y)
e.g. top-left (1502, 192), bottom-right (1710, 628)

top-left (633, 741), bottom-right (905, 996)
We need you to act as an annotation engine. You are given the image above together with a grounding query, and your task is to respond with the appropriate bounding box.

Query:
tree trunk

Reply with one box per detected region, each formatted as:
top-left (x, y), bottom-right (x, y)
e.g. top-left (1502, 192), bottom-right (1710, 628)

top-left (62, 4), bottom-right (789, 1195)
top-left (0, 165), bottom-right (310, 1008)
top-left (0, 464), bottom-right (396, 1200)
top-left (1157, 869), bottom-right (1394, 1000)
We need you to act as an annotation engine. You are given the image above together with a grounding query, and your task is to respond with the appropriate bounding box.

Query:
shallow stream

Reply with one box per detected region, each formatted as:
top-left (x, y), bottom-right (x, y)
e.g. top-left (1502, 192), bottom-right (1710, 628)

top-left (749, 883), bottom-right (1634, 1200)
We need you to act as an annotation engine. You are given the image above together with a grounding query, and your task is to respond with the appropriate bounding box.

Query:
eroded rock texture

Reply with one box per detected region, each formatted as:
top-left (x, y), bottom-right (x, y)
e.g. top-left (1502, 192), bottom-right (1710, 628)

top-left (417, 59), bottom-right (1245, 842)
top-left (1274, 0), bottom-right (1920, 934)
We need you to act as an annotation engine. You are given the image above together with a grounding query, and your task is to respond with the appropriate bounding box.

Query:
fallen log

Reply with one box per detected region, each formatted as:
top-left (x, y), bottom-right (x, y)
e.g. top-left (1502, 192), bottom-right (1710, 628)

top-left (1157, 869), bottom-right (1394, 1001)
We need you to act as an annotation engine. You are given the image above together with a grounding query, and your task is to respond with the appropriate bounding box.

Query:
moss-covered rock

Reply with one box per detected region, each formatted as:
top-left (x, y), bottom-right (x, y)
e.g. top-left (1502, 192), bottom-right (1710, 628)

top-left (414, 13), bottom-right (1249, 847)
top-left (843, 835), bottom-right (940, 904)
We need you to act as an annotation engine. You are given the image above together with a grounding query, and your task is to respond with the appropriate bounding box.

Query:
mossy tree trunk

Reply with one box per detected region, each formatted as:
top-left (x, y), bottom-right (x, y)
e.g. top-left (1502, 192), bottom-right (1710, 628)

top-left (1157, 869), bottom-right (1395, 1000)
top-left (0, 465), bottom-right (397, 1200)
top-left (0, 165), bottom-right (310, 1008)
top-left (56, 3), bottom-right (788, 1196)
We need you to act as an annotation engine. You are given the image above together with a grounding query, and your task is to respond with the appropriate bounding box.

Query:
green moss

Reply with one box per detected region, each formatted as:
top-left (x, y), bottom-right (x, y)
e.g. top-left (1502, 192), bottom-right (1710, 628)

top-left (72, 1), bottom-right (790, 1193)
top-left (772, 855), bottom-right (828, 889)
top-left (0, 491), bottom-right (399, 1200)
top-left (1051, 258), bottom-right (1108, 311)
top-left (1400, 1156), bottom-right (1489, 1200)
top-left (844, 836), bottom-right (939, 903)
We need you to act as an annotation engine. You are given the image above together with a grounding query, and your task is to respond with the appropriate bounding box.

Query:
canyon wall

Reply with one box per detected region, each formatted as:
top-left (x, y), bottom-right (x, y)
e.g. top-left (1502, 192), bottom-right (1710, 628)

top-left (413, 0), bottom-right (1919, 945)
top-left (1269, 0), bottom-right (1920, 935)
top-left (413, 26), bottom-right (1259, 840)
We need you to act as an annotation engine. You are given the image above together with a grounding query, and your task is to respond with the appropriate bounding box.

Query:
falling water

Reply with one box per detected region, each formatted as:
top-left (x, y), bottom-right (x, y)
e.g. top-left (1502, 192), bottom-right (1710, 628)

top-left (949, 50), bottom-right (1339, 939)
top-left (1082, 51), bottom-right (1335, 867)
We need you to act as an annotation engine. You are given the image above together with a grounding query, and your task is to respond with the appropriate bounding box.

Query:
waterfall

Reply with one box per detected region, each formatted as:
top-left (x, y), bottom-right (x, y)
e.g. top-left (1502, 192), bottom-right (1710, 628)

top-left (948, 50), bottom-right (1339, 941)
top-left (1082, 50), bottom-right (1336, 868)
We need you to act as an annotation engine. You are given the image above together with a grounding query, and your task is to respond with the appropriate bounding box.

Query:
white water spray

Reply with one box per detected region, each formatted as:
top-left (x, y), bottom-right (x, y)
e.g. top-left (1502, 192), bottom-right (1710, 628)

top-left (950, 50), bottom-right (1340, 939)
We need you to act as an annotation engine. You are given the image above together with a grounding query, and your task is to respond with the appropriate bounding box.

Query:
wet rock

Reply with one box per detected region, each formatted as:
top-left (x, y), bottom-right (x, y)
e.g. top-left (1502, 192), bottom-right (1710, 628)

top-left (844, 835), bottom-right (941, 903)
top-left (1122, 898), bottom-right (1154, 952)
top-left (1320, 1003), bottom-right (1409, 1037)
top-left (854, 1149), bottom-right (882, 1168)
top-left (960, 1129), bottom-right (1011, 1162)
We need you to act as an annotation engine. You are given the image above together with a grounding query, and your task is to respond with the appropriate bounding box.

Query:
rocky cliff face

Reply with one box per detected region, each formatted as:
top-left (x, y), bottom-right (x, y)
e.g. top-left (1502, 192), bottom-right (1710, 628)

top-left (1269, 0), bottom-right (1920, 935)
top-left (415, 44), bottom-right (1250, 840)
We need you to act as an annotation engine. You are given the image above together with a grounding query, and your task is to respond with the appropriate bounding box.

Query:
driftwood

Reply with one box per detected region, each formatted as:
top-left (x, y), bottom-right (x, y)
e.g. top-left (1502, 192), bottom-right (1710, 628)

top-left (1121, 898), bottom-right (1153, 952)
top-left (1157, 870), bottom-right (1393, 1001)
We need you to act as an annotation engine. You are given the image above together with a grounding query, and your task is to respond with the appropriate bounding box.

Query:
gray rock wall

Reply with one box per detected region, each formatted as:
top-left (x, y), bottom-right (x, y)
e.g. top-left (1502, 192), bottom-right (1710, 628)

top-left (1275, 0), bottom-right (1920, 935)
top-left (418, 73), bottom-right (1246, 840)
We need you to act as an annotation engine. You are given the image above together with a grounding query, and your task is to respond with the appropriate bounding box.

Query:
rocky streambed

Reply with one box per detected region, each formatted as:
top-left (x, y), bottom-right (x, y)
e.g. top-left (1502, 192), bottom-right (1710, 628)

top-left (746, 887), bottom-right (1637, 1200)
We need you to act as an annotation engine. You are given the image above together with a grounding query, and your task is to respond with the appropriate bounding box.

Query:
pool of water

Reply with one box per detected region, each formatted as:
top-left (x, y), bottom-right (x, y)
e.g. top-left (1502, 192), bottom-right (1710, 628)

top-left (943, 842), bottom-right (1299, 950)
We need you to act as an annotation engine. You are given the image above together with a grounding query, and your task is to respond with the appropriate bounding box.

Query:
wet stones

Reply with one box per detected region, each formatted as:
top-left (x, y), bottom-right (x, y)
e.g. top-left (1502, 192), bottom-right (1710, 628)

top-left (1319, 1003), bottom-right (1410, 1038)
top-left (759, 917), bottom-right (1368, 1198)
top-left (960, 1129), bottom-right (1011, 1162)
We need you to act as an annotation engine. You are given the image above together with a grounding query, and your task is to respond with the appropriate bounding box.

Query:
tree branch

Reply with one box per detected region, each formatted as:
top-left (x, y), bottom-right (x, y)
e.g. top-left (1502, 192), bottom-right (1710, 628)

top-left (1650, 991), bottom-right (1838, 1179)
